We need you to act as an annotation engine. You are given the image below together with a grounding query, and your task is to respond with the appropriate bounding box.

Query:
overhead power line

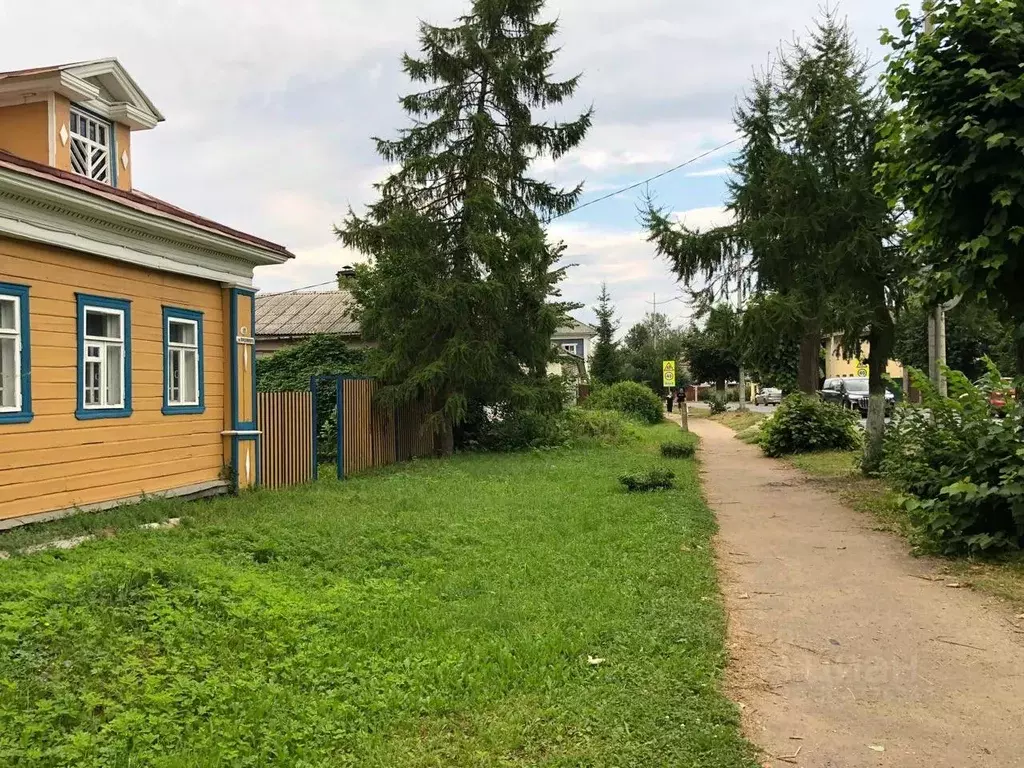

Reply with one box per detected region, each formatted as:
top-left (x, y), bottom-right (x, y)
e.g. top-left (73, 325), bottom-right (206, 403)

top-left (546, 138), bottom-right (742, 223)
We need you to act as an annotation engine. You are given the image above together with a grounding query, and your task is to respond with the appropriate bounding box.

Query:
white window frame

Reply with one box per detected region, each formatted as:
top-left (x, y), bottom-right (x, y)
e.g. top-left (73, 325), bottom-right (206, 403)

top-left (561, 343), bottom-right (579, 356)
top-left (166, 317), bottom-right (200, 407)
top-left (0, 294), bottom-right (22, 413)
top-left (82, 306), bottom-right (125, 410)
top-left (69, 106), bottom-right (112, 184)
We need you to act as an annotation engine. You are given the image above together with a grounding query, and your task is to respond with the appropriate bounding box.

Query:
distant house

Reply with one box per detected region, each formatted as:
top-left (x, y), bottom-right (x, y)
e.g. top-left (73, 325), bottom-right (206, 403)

top-left (824, 333), bottom-right (904, 381)
top-left (255, 282), bottom-right (599, 376)
top-left (0, 58), bottom-right (294, 528)
top-left (254, 289), bottom-right (361, 358)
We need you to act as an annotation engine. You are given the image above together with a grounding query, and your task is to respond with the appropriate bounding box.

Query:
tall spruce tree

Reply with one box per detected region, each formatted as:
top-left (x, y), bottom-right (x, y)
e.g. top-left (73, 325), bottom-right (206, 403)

top-left (590, 283), bottom-right (623, 384)
top-left (338, 0), bottom-right (592, 450)
top-left (646, 11), bottom-right (905, 472)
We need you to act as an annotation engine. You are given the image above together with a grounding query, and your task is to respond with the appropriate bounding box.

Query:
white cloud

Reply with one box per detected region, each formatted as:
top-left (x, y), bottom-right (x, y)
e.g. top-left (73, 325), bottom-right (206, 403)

top-left (672, 206), bottom-right (735, 232)
top-left (685, 167), bottom-right (732, 178)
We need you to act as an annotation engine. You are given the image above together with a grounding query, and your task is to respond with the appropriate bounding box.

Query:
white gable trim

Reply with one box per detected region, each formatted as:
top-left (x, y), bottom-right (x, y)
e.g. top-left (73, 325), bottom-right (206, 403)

top-left (0, 171), bottom-right (291, 287)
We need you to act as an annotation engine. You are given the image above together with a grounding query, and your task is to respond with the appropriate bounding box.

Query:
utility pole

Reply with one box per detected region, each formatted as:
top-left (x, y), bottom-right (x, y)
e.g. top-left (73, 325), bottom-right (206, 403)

top-left (922, 3), bottom-right (950, 397)
top-left (736, 249), bottom-right (747, 410)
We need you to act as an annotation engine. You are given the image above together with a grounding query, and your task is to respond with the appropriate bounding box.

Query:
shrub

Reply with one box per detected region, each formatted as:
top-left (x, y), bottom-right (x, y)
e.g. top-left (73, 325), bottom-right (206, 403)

top-left (882, 365), bottom-right (1024, 555)
top-left (619, 468), bottom-right (676, 492)
top-left (759, 394), bottom-right (860, 458)
top-left (707, 394), bottom-right (728, 415)
top-left (660, 437), bottom-right (697, 458)
top-left (584, 381), bottom-right (664, 425)
top-left (562, 408), bottom-right (641, 445)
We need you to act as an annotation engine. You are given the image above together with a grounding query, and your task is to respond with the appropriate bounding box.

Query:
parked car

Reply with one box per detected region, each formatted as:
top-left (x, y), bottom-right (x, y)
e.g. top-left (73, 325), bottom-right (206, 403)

top-left (754, 387), bottom-right (783, 406)
top-left (820, 377), bottom-right (895, 415)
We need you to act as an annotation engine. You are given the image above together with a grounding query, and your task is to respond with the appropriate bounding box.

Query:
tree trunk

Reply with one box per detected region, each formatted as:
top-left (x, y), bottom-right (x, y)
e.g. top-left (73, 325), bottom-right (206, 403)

top-left (1016, 327), bottom-right (1024, 401)
top-left (863, 308), bottom-right (894, 475)
top-left (716, 378), bottom-right (726, 392)
top-left (798, 318), bottom-right (822, 395)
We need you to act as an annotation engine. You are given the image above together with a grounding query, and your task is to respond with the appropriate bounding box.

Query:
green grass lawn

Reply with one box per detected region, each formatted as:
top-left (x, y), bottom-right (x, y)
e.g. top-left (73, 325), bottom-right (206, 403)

top-left (0, 423), bottom-right (756, 768)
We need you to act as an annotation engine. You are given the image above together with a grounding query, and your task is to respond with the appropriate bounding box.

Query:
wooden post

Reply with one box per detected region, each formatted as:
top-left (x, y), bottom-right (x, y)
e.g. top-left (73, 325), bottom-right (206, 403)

top-left (680, 400), bottom-right (689, 432)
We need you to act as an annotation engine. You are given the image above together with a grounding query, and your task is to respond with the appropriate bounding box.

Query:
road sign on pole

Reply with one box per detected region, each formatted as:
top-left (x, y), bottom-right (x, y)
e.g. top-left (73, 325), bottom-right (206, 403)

top-left (662, 361), bottom-right (677, 388)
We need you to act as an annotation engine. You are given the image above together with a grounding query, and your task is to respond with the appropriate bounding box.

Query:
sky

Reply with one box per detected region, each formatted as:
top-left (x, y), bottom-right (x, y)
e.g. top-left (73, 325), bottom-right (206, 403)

top-left (1, 0), bottom-right (905, 333)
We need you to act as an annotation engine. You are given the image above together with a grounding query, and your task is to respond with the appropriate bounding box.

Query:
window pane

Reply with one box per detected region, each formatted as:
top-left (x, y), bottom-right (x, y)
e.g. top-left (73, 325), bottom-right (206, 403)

top-left (98, 125), bottom-right (106, 144)
top-left (169, 348), bottom-right (181, 403)
top-left (182, 350), bottom-right (198, 403)
top-left (0, 298), bottom-right (15, 331)
top-left (169, 320), bottom-right (196, 346)
top-left (85, 359), bottom-right (101, 405)
top-left (105, 343), bottom-right (123, 406)
top-left (85, 310), bottom-right (121, 340)
top-left (70, 112), bottom-right (78, 133)
top-left (0, 337), bottom-right (16, 408)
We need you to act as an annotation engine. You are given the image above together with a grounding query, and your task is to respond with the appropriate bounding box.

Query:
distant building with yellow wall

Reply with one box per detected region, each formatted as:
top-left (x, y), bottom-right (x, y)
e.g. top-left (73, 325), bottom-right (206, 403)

top-left (824, 333), bottom-right (904, 380)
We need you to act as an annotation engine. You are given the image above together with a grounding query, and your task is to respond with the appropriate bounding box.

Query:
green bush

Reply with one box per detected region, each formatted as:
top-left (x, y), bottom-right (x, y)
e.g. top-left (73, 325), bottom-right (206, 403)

top-left (707, 394), bottom-right (728, 415)
top-left (660, 437), bottom-right (697, 458)
top-left (759, 394), bottom-right (860, 458)
top-left (619, 468), bottom-right (676, 492)
top-left (562, 408), bottom-right (641, 445)
top-left (584, 381), bottom-right (664, 425)
top-left (883, 365), bottom-right (1024, 555)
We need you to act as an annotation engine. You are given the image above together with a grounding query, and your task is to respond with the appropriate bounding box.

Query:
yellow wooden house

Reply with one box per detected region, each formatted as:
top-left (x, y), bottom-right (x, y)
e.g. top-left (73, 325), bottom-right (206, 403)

top-left (0, 59), bottom-right (294, 528)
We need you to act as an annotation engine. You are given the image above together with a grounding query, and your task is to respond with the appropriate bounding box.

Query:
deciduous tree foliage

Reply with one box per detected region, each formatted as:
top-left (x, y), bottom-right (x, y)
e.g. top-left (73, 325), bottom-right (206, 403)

top-left (337, 0), bottom-right (592, 449)
top-left (684, 305), bottom-right (741, 391)
top-left (621, 313), bottom-right (690, 394)
top-left (880, 0), bottom-right (1024, 387)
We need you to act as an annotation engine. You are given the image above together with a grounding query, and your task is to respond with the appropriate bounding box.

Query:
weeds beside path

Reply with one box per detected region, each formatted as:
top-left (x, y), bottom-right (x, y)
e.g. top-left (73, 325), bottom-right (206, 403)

top-left (0, 423), bottom-right (756, 767)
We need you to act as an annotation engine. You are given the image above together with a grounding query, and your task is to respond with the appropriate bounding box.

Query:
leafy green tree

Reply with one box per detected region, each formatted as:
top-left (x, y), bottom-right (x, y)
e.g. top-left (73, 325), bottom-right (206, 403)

top-left (880, 0), bottom-right (1024, 390)
top-left (590, 283), bottom-right (624, 385)
top-left (739, 294), bottom-right (801, 393)
top-left (337, 0), bottom-right (592, 451)
top-left (893, 297), bottom-right (1018, 381)
top-left (621, 313), bottom-right (690, 394)
top-left (683, 304), bottom-right (741, 391)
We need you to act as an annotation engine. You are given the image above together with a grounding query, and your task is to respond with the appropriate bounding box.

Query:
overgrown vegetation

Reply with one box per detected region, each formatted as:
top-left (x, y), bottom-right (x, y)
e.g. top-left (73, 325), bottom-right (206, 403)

top-left (619, 467), bottom-right (676, 493)
top-left (882, 366), bottom-right (1024, 555)
top-left (584, 381), bottom-right (665, 425)
top-left (0, 424), bottom-right (756, 767)
top-left (255, 334), bottom-right (366, 392)
top-left (661, 437), bottom-right (698, 459)
top-left (707, 394), bottom-right (728, 415)
top-left (759, 394), bottom-right (860, 458)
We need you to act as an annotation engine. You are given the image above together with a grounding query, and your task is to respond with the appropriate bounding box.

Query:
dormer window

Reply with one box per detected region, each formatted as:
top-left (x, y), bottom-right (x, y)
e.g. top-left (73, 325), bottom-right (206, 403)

top-left (69, 107), bottom-right (112, 184)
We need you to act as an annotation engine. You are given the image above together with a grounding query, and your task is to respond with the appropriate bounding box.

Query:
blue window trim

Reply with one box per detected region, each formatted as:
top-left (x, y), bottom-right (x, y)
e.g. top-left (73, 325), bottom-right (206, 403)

top-left (76, 293), bottom-right (132, 420)
top-left (162, 306), bottom-right (205, 416)
top-left (0, 282), bottom-right (32, 425)
top-left (230, 288), bottom-right (257, 431)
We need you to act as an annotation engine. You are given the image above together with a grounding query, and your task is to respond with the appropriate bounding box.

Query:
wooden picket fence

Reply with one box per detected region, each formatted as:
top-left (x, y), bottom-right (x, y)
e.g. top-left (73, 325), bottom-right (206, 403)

top-left (339, 379), bottom-right (435, 476)
top-left (257, 378), bottom-right (438, 489)
top-left (257, 391), bottom-right (315, 489)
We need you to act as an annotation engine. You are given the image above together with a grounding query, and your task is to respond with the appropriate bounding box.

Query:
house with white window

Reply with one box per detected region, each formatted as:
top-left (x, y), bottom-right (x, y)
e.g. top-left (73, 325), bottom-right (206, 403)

top-left (0, 58), bottom-right (294, 528)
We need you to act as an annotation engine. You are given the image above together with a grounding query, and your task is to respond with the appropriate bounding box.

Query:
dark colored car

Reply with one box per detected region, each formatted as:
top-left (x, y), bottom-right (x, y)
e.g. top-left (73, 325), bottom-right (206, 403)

top-left (820, 377), bottom-right (894, 415)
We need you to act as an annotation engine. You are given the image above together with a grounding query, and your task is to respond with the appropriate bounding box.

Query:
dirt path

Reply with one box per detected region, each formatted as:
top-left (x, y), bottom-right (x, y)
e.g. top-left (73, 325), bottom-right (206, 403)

top-left (687, 417), bottom-right (1024, 768)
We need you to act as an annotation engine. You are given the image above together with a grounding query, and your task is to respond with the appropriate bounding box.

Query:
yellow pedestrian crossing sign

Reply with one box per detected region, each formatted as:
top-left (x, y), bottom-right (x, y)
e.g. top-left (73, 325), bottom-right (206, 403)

top-left (663, 361), bottom-right (676, 388)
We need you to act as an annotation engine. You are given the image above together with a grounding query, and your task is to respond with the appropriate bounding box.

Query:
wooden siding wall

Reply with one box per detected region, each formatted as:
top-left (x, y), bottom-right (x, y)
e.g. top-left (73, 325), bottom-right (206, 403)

top-left (257, 391), bottom-right (313, 489)
top-left (0, 238), bottom-right (227, 523)
top-left (0, 102), bottom-right (50, 166)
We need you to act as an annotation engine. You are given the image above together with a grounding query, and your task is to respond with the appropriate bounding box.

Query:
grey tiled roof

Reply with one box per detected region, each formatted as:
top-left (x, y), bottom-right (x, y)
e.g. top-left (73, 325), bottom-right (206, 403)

top-left (255, 291), bottom-right (360, 338)
top-left (255, 288), bottom-right (593, 341)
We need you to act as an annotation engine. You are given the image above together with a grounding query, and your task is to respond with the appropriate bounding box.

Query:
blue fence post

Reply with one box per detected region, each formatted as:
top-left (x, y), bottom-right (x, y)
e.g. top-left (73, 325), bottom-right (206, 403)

top-left (336, 375), bottom-right (345, 480)
top-left (310, 375), bottom-right (319, 481)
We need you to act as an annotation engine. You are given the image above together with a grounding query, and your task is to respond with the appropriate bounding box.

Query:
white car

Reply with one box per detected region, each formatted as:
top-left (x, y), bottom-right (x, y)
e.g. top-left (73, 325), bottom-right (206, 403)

top-left (754, 388), bottom-right (783, 406)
